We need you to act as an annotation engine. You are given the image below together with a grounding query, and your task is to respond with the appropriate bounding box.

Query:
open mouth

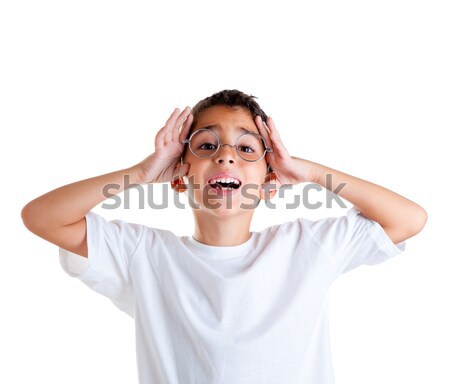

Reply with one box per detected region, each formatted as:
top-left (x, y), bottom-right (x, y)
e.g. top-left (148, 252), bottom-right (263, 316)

top-left (208, 177), bottom-right (242, 191)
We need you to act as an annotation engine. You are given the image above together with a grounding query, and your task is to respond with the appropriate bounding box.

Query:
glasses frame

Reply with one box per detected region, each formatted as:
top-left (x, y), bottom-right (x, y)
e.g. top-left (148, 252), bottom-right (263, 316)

top-left (181, 128), bottom-right (273, 163)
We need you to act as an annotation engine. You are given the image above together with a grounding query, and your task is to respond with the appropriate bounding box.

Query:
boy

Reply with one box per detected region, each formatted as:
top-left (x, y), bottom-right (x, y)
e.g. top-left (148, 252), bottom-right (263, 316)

top-left (21, 89), bottom-right (427, 383)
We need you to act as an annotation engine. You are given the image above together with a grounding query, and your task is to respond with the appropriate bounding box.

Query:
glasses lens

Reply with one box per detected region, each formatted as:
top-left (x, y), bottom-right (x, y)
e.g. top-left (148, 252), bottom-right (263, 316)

top-left (189, 129), bottom-right (219, 158)
top-left (236, 133), bottom-right (266, 161)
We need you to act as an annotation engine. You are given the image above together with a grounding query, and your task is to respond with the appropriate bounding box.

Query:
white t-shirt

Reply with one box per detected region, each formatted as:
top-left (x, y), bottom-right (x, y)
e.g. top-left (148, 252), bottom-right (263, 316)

top-left (59, 207), bottom-right (406, 384)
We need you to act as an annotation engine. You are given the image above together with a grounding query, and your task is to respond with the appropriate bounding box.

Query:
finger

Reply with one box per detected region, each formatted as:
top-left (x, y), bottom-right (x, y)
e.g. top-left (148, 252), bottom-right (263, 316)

top-left (164, 106), bottom-right (190, 145)
top-left (155, 124), bottom-right (170, 150)
top-left (179, 113), bottom-right (194, 143)
top-left (254, 115), bottom-right (277, 167)
top-left (172, 107), bottom-right (191, 142)
top-left (255, 115), bottom-right (273, 149)
top-left (266, 116), bottom-right (289, 158)
top-left (165, 107), bottom-right (181, 127)
top-left (266, 116), bottom-right (281, 140)
top-left (266, 116), bottom-right (285, 144)
top-left (157, 108), bottom-right (181, 148)
top-left (162, 106), bottom-right (183, 136)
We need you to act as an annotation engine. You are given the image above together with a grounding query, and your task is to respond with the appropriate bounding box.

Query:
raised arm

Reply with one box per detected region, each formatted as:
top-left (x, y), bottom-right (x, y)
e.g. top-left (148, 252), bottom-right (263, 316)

top-left (311, 164), bottom-right (427, 243)
top-left (254, 115), bottom-right (428, 244)
top-left (21, 167), bottom-right (142, 257)
top-left (21, 107), bottom-right (193, 257)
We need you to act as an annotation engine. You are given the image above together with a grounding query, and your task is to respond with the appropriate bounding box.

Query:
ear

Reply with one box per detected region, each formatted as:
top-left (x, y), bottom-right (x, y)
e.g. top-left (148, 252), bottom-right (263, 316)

top-left (259, 171), bottom-right (278, 200)
top-left (170, 160), bottom-right (189, 193)
top-left (170, 177), bottom-right (188, 193)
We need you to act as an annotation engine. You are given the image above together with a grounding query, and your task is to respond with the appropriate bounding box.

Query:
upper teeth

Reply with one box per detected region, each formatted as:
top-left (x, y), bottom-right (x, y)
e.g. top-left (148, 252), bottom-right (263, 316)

top-left (209, 177), bottom-right (240, 185)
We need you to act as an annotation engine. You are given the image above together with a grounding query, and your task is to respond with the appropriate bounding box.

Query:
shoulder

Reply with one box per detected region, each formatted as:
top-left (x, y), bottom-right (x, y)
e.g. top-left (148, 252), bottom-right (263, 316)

top-left (256, 213), bottom-right (334, 234)
top-left (255, 208), bottom-right (364, 241)
top-left (87, 211), bottom-right (181, 245)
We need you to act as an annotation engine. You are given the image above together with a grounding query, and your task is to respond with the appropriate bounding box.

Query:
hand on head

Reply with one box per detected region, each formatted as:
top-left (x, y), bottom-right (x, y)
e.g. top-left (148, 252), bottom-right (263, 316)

top-left (255, 115), bottom-right (316, 187)
top-left (135, 107), bottom-right (193, 184)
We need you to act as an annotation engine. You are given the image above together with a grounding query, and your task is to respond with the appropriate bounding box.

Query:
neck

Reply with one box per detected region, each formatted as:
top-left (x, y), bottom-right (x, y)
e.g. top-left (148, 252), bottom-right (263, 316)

top-left (192, 211), bottom-right (254, 246)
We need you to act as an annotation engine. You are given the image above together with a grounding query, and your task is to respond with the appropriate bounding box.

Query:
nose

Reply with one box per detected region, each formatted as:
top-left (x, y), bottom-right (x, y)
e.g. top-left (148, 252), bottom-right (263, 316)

top-left (214, 143), bottom-right (236, 165)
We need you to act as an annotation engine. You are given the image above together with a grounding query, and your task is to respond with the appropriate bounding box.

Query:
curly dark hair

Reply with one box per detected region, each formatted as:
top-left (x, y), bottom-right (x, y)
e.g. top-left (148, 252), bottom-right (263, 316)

top-left (190, 89), bottom-right (269, 130)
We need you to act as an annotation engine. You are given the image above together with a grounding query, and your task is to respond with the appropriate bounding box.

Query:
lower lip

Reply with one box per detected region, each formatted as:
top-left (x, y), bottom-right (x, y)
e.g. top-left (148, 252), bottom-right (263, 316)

top-left (207, 185), bottom-right (241, 196)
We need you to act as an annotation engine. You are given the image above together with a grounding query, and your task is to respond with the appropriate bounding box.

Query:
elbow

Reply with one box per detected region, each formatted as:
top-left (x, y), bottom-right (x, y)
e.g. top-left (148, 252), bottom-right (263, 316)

top-left (419, 206), bottom-right (428, 229)
top-left (21, 203), bottom-right (34, 231)
top-left (409, 205), bottom-right (428, 236)
top-left (21, 202), bottom-right (41, 233)
top-left (384, 206), bottom-right (428, 244)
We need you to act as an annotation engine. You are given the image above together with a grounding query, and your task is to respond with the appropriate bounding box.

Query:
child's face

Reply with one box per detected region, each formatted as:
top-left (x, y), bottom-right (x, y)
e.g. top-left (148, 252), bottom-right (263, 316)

top-left (182, 105), bottom-right (268, 217)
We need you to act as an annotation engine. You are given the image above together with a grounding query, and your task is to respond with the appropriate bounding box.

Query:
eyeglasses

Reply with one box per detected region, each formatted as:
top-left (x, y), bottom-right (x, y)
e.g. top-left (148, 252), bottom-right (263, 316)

top-left (181, 129), bottom-right (273, 162)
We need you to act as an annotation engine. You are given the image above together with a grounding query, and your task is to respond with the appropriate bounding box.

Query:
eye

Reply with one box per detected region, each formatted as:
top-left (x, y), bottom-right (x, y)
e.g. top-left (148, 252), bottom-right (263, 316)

top-left (238, 145), bottom-right (255, 153)
top-left (198, 142), bottom-right (217, 150)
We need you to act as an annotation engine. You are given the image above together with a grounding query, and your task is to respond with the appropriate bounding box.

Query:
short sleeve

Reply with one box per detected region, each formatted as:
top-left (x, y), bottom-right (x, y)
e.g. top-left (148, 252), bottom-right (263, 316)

top-left (313, 207), bottom-right (407, 276)
top-left (59, 211), bottom-right (145, 317)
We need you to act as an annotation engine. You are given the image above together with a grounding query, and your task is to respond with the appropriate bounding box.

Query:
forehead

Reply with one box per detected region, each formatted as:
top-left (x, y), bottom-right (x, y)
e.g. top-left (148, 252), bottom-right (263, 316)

top-left (191, 105), bottom-right (258, 135)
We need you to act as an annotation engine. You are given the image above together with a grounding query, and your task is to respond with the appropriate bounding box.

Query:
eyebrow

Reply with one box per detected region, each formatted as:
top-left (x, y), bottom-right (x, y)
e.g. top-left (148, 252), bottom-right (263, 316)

top-left (197, 125), bottom-right (255, 134)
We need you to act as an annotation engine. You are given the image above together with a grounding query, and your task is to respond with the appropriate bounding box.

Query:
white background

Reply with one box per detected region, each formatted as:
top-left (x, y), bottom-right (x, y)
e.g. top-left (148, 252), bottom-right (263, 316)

top-left (2, 0), bottom-right (449, 383)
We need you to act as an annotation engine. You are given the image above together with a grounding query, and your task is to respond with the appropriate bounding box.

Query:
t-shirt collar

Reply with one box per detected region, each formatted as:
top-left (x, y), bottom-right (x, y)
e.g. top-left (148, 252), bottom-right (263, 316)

top-left (183, 233), bottom-right (256, 259)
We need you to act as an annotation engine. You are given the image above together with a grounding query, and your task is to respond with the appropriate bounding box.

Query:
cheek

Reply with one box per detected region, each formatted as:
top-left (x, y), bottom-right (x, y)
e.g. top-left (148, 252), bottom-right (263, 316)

top-left (249, 163), bottom-right (268, 180)
top-left (182, 159), bottom-right (205, 186)
top-left (182, 152), bottom-right (197, 172)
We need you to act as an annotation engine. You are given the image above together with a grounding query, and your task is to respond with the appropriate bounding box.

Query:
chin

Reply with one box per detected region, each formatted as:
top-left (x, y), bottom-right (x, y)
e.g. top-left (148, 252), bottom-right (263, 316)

top-left (195, 198), bottom-right (251, 218)
top-left (189, 186), bottom-right (260, 216)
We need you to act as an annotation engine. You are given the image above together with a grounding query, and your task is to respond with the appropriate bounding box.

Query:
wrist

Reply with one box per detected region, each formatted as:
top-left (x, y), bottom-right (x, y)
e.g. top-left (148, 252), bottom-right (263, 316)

top-left (128, 163), bottom-right (147, 185)
top-left (291, 157), bottom-right (321, 184)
